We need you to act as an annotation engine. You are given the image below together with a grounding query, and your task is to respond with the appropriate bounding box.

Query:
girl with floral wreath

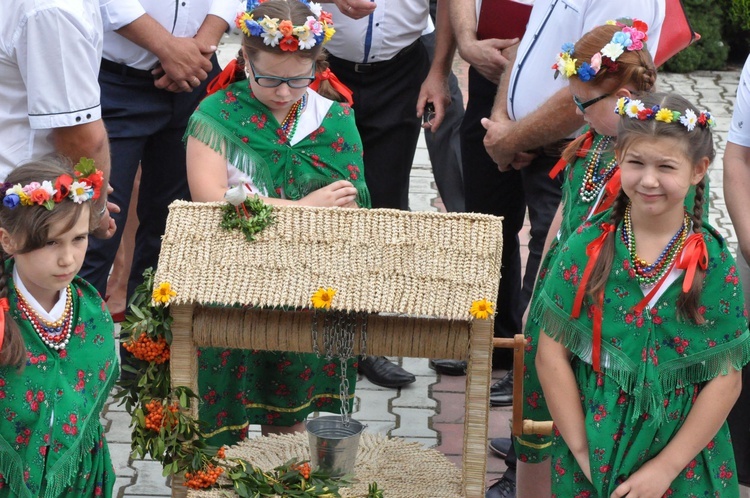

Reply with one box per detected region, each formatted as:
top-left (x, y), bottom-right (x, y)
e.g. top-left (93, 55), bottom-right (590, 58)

top-left (536, 91), bottom-right (749, 497)
top-left (512, 20), bottom-right (659, 497)
top-left (0, 157), bottom-right (117, 497)
top-left (185, 0), bottom-right (368, 442)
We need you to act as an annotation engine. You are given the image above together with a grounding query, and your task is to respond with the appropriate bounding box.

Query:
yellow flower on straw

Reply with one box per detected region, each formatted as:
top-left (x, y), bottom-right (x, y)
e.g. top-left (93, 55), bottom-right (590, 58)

top-left (153, 282), bottom-right (177, 305)
top-left (311, 287), bottom-right (336, 309)
top-left (470, 299), bottom-right (494, 320)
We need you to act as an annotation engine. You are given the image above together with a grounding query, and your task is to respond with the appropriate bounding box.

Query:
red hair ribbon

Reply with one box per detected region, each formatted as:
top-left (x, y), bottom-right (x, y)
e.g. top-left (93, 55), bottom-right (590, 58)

top-left (576, 130), bottom-right (595, 158)
top-left (548, 130), bottom-right (595, 179)
top-left (548, 157), bottom-right (568, 179)
top-left (0, 297), bottom-right (9, 353)
top-left (310, 68), bottom-right (354, 106)
top-left (594, 169), bottom-right (621, 215)
top-left (571, 223), bottom-right (615, 319)
top-left (676, 233), bottom-right (708, 293)
top-left (206, 59), bottom-right (240, 97)
top-left (592, 292), bottom-right (604, 372)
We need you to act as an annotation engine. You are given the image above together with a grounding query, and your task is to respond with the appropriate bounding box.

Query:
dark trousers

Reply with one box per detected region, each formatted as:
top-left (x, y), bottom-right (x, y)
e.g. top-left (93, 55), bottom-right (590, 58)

top-left (327, 42), bottom-right (430, 210)
top-left (80, 57), bottom-right (220, 299)
top-left (421, 31), bottom-right (465, 213)
top-left (461, 67), bottom-right (562, 365)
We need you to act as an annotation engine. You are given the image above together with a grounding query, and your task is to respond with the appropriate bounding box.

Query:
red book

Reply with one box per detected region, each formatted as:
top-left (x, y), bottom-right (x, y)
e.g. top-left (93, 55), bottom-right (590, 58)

top-left (477, 0), bottom-right (533, 41)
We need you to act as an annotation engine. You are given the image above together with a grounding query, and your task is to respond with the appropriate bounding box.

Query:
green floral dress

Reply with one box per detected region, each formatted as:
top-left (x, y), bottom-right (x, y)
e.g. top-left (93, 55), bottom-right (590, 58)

top-left (518, 130), bottom-right (709, 463)
top-left (0, 268), bottom-right (118, 497)
top-left (186, 82), bottom-right (369, 445)
top-left (536, 219), bottom-right (750, 497)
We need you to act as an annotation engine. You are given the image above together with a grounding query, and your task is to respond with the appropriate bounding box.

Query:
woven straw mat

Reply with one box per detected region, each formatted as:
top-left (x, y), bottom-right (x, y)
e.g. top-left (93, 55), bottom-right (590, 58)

top-left (188, 432), bottom-right (464, 498)
top-left (154, 202), bottom-right (503, 321)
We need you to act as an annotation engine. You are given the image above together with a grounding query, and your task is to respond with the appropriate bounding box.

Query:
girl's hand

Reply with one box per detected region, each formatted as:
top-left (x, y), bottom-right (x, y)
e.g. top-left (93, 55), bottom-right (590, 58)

top-left (300, 180), bottom-right (358, 207)
top-left (610, 459), bottom-right (674, 498)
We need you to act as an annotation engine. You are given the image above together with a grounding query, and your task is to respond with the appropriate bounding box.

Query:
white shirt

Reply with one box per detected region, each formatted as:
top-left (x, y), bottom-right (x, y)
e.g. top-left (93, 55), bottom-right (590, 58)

top-left (729, 55), bottom-right (750, 148)
top-left (324, 0), bottom-right (431, 63)
top-left (0, 0), bottom-right (103, 177)
top-left (100, 0), bottom-right (239, 70)
top-left (507, 0), bottom-right (665, 122)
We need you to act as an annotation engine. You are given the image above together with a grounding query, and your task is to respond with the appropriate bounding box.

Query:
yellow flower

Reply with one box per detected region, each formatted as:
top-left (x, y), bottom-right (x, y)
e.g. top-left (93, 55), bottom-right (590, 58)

top-left (18, 191), bottom-right (32, 206)
top-left (323, 26), bottom-right (335, 43)
top-left (655, 108), bottom-right (674, 123)
top-left (311, 287), bottom-right (336, 309)
top-left (470, 299), bottom-right (494, 320)
top-left (561, 55), bottom-right (577, 78)
top-left (616, 97), bottom-right (626, 115)
top-left (152, 282), bottom-right (177, 305)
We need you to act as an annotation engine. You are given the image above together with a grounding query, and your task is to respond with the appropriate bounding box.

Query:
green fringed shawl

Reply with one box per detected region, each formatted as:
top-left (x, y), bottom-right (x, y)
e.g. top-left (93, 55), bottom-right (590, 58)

top-left (185, 81), bottom-right (371, 208)
top-left (0, 268), bottom-right (118, 497)
top-left (537, 219), bottom-right (750, 425)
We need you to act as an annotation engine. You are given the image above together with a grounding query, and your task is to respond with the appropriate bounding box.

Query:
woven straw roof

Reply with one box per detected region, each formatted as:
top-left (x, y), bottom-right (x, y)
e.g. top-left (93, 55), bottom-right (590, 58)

top-left (154, 201), bottom-right (502, 321)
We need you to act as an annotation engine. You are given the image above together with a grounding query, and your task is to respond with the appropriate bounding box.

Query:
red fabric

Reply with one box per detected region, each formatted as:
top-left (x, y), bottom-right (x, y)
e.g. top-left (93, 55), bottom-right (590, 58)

top-left (576, 131), bottom-right (595, 158)
top-left (594, 169), bottom-right (621, 215)
top-left (206, 59), bottom-right (239, 97)
top-left (676, 233), bottom-right (708, 293)
top-left (571, 223), bottom-right (615, 319)
top-left (592, 292), bottom-right (604, 372)
top-left (310, 68), bottom-right (354, 106)
top-left (0, 297), bottom-right (9, 353)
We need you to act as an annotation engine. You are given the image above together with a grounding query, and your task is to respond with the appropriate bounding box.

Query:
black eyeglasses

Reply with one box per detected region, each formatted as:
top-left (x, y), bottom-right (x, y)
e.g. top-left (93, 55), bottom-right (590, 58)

top-left (573, 93), bottom-right (610, 113)
top-left (248, 61), bottom-right (316, 89)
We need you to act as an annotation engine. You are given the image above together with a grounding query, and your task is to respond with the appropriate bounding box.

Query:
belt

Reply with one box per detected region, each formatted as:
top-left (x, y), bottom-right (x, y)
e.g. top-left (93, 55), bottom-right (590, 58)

top-left (329, 39), bottom-right (421, 74)
top-left (100, 58), bottom-right (154, 80)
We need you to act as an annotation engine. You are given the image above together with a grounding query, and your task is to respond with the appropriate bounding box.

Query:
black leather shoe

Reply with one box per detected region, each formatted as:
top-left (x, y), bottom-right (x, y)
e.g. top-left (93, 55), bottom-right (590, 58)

top-left (429, 359), bottom-right (467, 376)
top-left (490, 370), bottom-right (513, 407)
top-left (488, 437), bottom-right (512, 458)
top-left (486, 475), bottom-right (516, 498)
top-left (359, 356), bottom-right (416, 388)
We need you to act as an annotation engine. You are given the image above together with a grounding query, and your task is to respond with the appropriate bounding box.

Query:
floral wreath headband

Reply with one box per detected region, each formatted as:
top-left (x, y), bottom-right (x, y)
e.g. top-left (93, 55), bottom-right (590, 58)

top-left (553, 18), bottom-right (649, 81)
top-left (614, 96), bottom-right (716, 131)
top-left (235, 0), bottom-right (334, 52)
top-left (0, 158), bottom-right (103, 210)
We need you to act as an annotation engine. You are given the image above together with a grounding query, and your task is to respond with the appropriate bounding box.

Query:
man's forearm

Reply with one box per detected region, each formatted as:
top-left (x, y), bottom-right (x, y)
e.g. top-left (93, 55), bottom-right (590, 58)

top-left (114, 14), bottom-right (176, 62)
top-left (490, 43), bottom-right (516, 121)
top-left (195, 14), bottom-right (229, 47)
top-left (724, 142), bottom-right (750, 259)
top-left (430, 0), bottom-right (458, 77)
top-left (448, 0), bottom-right (478, 51)
top-left (494, 86), bottom-right (583, 153)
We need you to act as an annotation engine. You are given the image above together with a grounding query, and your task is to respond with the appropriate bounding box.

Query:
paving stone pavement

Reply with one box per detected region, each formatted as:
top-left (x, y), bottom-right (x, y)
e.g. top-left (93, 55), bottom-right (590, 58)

top-left (102, 31), bottom-right (744, 497)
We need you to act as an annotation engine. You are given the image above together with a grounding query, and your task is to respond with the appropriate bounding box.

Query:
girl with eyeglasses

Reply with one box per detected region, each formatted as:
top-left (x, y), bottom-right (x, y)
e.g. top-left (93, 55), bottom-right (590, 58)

top-left (184, 0), bottom-right (368, 441)
top-left (512, 20), bottom-right (660, 497)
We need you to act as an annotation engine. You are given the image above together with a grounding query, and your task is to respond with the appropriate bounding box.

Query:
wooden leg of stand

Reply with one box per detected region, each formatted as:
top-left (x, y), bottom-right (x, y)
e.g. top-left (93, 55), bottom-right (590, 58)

top-left (464, 319), bottom-right (494, 498)
top-left (169, 304), bottom-right (195, 498)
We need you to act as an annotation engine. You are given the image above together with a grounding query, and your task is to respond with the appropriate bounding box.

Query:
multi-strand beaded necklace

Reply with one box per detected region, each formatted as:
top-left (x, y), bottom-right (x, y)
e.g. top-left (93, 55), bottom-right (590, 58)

top-left (621, 203), bottom-right (690, 287)
top-left (579, 135), bottom-right (618, 203)
top-left (18, 286), bottom-right (73, 350)
top-left (279, 93), bottom-right (308, 140)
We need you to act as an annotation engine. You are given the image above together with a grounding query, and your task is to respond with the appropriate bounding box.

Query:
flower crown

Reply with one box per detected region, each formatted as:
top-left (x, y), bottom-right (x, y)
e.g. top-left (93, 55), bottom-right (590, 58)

top-left (553, 19), bottom-right (649, 81)
top-left (614, 97), bottom-right (716, 131)
top-left (0, 158), bottom-right (103, 210)
top-left (235, 0), bottom-right (334, 52)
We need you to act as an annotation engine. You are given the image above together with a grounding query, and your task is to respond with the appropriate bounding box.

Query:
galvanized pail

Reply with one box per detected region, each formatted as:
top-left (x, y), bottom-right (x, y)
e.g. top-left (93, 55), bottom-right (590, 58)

top-left (305, 416), bottom-right (365, 478)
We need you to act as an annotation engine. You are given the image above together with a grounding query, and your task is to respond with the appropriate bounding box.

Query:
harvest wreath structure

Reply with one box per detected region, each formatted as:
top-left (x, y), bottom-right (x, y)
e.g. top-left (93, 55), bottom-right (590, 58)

top-left (121, 200), bottom-right (503, 498)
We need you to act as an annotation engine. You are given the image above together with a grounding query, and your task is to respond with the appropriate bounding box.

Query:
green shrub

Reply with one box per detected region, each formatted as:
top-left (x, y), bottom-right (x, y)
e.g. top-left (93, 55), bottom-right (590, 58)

top-left (721, 0), bottom-right (750, 63)
top-left (663, 0), bottom-right (729, 72)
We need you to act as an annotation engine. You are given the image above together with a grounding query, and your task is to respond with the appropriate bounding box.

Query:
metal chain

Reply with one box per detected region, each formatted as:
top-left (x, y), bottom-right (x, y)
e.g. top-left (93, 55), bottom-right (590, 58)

top-left (311, 311), bottom-right (320, 356)
top-left (309, 310), bottom-right (370, 427)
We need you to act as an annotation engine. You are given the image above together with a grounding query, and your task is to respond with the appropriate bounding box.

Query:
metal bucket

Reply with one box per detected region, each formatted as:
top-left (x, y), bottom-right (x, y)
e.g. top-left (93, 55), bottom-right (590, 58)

top-left (306, 416), bottom-right (365, 478)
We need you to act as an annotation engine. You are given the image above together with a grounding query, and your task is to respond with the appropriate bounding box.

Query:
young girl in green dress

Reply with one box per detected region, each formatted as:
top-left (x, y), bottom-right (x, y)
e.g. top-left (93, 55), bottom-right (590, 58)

top-left (515, 20), bottom-right (657, 496)
top-left (185, 0), bottom-right (368, 441)
top-left (0, 158), bottom-right (117, 497)
top-left (536, 92), bottom-right (750, 497)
